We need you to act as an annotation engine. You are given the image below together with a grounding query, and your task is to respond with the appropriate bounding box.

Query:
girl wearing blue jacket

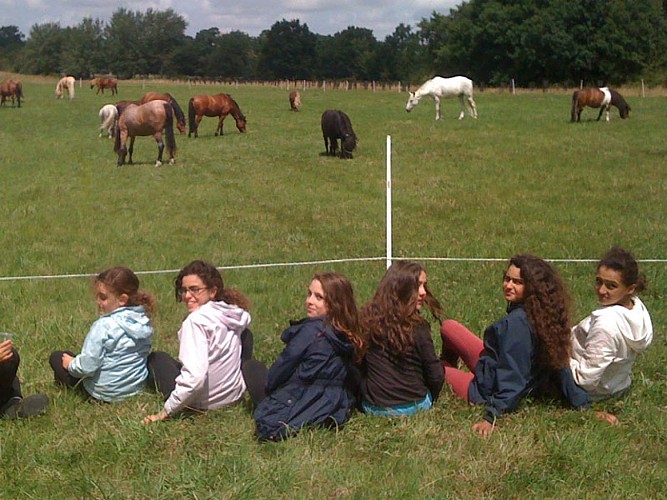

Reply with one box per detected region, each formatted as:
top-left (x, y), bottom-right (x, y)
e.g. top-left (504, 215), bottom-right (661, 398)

top-left (253, 272), bottom-right (363, 441)
top-left (50, 266), bottom-right (155, 402)
top-left (440, 255), bottom-right (589, 437)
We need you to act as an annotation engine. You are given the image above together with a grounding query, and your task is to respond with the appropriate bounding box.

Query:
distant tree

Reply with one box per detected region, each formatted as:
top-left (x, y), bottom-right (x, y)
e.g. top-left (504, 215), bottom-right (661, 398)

top-left (257, 19), bottom-right (317, 79)
top-left (18, 22), bottom-right (65, 74)
top-left (59, 18), bottom-right (106, 77)
top-left (325, 26), bottom-right (379, 80)
top-left (206, 30), bottom-right (259, 80)
top-left (0, 25), bottom-right (26, 70)
top-left (377, 23), bottom-right (428, 82)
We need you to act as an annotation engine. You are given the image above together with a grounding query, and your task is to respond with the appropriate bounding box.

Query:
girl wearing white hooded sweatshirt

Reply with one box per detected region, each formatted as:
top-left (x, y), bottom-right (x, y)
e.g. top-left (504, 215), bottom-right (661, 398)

top-left (143, 260), bottom-right (255, 423)
top-left (570, 247), bottom-right (653, 401)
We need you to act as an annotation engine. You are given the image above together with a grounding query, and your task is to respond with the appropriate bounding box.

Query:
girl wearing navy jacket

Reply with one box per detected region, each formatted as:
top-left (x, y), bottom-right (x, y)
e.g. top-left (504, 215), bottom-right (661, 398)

top-left (440, 255), bottom-right (590, 437)
top-left (253, 272), bottom-right (363, 441)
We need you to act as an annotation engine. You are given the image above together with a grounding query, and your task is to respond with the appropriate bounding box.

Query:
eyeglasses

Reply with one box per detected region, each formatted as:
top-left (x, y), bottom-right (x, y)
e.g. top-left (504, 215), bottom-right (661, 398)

top-left (178, 286), bottom-right (210, 297)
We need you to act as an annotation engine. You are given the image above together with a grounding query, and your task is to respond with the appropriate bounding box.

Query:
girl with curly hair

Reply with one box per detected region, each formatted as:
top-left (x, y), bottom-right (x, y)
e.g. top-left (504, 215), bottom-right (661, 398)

top-left (440, 255), bottom-right (590, 437)
top-left (143, 260), bottom-right (253, 423)
top-left (253, 272), bottom-right (363, 441)
top-left (570, 247), bottom-right (653, 401)
top-left (359, 261), bottom-right (445, 417)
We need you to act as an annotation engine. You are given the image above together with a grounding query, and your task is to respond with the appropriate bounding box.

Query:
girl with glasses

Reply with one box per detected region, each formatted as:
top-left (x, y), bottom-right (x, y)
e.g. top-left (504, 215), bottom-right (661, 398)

top-left (49, 266), bottom-right (155, 402)
top-left (143, 260), bottom-right (254, 423)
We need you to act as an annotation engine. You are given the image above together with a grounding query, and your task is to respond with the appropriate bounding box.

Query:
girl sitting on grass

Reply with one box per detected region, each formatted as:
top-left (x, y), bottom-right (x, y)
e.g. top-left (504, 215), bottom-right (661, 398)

top-left (143, 260), bottom-right (254, 423)
top-left (440, 255), bottom-right (592, 437)
top-left (569, 247), bottom-right (653, 402)
top-left (359, 261), bottom-right (445, 417)
top-left (49, 266), bottom-right (155, 402)
top-left (252, 272), bottom-right (363, 441)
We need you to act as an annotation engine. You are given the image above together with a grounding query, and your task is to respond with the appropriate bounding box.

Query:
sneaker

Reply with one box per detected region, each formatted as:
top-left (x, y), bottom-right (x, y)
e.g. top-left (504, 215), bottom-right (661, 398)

top-left (2, 394), bottom-right (49, 419)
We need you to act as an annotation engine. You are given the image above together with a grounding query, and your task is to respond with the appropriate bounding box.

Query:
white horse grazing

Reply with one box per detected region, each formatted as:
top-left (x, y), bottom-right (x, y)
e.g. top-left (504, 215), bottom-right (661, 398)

top-left (55, 76), bottom-right (76, 99)
top-left (405, 75), bottom-right (478, 120)
top-left (98, 104), bottom-right (118, 139)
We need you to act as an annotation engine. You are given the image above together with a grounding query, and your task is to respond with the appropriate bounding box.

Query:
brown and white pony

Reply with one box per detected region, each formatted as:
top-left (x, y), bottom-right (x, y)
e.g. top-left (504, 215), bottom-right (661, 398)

top-left (289, 91), bottom-right (301, 111)
top-left (55, 76), bottom-right (76, 99)
top-left (571, 87), bottom-right (630, 122)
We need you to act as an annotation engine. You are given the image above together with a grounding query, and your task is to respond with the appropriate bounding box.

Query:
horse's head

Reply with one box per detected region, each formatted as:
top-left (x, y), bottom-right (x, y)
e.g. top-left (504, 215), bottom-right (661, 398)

top-left (176, 120), bottom-right (186, 134)
top-left (405, 91), bottom-right (419, 112)
top-left (342, 133), bottom-right (357, 158)
top-left (235, 114), bottom-right (247, 133)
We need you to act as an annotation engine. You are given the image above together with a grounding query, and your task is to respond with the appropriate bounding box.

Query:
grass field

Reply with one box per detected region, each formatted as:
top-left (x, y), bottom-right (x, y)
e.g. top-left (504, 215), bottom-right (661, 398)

top-left (0, 76), bottom-right (665, 498)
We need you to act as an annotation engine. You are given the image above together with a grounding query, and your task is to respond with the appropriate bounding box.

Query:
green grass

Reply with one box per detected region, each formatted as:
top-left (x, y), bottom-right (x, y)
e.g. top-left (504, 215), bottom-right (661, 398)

top-left (0, 78), bottom-right (665, 498)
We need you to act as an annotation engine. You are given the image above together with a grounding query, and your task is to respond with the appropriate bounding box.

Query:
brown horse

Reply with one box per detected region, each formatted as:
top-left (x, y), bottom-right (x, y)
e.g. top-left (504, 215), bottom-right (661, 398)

top-left (187, 93), bottom-right (247, 138)
top-left (91, 77), bottom-right (118, 96)
top-left (0, 79), bottom-right (23, 107)
top-left (140, 92), bottom-right (186, 134)
top-left (114, 100), bottom-right (176, 167)
top-left (571, 87), bottom-right (630, 122)
top-left (289, 91), bottom-right (301, 111)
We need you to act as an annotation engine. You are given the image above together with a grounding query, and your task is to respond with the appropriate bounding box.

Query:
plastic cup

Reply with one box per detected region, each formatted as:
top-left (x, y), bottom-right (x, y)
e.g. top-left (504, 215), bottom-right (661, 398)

top-left (0, 332), bottom-right (13, 342)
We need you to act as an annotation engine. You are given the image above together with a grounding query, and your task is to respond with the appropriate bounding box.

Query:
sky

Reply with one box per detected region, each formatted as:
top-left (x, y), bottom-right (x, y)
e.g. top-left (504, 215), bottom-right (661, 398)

top-left (1, 0), bottom-right (461, 40)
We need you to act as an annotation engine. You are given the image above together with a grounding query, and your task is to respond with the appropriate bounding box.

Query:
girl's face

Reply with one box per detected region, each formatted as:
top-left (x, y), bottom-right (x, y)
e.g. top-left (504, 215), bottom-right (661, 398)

top-left (180, 274), bottom-right (217, 313)
top-left (416, 271), bottom-right (427, 311)
top-left (95, 282), bottom-right (127, 316)
top-left (595, 266), bottom-right (636, 308)
top-left (305, 279), bottom-right (328, 318)
top-left (502, 264), bottom-right (526, 303)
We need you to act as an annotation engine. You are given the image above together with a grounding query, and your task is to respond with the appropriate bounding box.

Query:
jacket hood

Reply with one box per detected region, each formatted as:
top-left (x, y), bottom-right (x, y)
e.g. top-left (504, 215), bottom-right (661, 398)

top-left (594, 297), bottom-right (653, 352)
top-left (110, 306), bottom-right (153, 340)
top-left (284, 317), bottom-right (354, 357)
top-left (203, 300), bottom-right (252, 333)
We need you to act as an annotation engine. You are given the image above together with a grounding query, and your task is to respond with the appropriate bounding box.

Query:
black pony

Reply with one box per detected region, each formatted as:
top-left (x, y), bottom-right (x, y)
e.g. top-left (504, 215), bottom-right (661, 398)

top-left (321, 110), bottom-right (357, 159)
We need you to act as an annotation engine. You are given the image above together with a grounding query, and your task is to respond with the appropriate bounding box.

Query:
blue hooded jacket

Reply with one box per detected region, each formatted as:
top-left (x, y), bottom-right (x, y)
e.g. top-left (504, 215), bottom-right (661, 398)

top-left (254, 317), bottom-right (356, 441)
top-left (68, 306), bottom-right (153, 402)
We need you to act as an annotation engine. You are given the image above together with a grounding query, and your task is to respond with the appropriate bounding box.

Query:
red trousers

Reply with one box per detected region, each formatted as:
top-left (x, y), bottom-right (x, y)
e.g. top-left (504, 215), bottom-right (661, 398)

top-left (440, 319), bottom-right (485, 402)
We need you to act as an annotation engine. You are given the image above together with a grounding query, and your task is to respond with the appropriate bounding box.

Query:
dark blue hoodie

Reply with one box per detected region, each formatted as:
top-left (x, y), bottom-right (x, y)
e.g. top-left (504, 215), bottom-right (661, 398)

top-left (254, 317), bottom-right (356, 441)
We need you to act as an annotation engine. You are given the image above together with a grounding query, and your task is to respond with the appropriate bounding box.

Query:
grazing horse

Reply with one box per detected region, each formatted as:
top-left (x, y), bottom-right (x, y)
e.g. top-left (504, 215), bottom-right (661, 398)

top-left (406, 75), bottom-right (478, 120)
top-left (570, 87), bottom-right (630, 122)
top-left (321, 110), bottom-right (357, 159)
top-left (0, 79), bottom-right (23, 107)
top-left (140, 92), bottom-right (186, 134)
top-left (55, 76), bottom-right (76, 99)
top-left (289, 91), bottom-right (301, 111)
top-left (187, 93), bottom-right (247, 138)
top-left (98, 104), bottom-right (118, 139)
top-left (114, 100), bottom-right (176, 167)
top-left (90, 77), bottom-right (118, 96)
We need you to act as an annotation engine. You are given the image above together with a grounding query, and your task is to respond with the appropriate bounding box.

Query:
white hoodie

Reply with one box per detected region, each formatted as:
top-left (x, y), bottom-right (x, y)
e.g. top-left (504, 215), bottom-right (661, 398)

top-left (570, 296), bottom-right (653, 401)
top-left (164, 300), bottom-right (251, 416)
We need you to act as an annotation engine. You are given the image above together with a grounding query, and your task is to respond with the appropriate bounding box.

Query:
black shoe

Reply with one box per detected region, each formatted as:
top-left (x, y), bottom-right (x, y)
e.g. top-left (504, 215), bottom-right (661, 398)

top-left (2, 394), bottom-right (49, 419)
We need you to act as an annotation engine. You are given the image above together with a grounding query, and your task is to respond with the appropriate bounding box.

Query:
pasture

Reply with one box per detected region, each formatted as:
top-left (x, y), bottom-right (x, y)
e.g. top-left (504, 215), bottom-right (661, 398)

top-left (0, 77), bottom-right (665, 498)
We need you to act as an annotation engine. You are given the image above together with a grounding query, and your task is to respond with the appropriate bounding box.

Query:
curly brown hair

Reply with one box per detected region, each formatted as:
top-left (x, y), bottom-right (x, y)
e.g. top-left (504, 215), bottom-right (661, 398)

top-left (174, 260), bottom-right (251, 311)
top-left (95, 266), bottom-right (157, 316)
top-left (312, 272), bottom-right (364, 362)
top-left (509, 255), bottom-right (571, 369)
top-left (360, 261), bottom-right (443, 357)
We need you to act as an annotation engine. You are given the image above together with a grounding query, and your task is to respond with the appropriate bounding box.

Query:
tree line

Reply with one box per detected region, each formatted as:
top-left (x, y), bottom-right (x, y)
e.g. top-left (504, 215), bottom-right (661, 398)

top-left (1, 1), bottom-right (666, 87)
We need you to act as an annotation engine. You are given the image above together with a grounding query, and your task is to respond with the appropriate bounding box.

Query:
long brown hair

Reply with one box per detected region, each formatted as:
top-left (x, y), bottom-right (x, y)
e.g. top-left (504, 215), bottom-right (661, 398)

top-left (96, 266), bottom-right (156, 316)
top-left (174, 260), bottom-right (251, 311)
top-left (313, 272), bottom-right (363, 362)
top-left (360, 261), bottom-right (442, 357)
top-left (509, 255), bottom-right (571, 369)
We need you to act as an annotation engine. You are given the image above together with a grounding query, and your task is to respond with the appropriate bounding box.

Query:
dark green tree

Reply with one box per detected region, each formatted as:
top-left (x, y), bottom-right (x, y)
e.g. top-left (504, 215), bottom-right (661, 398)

top-left (18, 22), bottom-right (65, 74)
top-left (257, 19), bottom-right (317, 79)
top-left (206, 30), bottom-right (259, 80)
top-left (0, 25), bottom-right (26, 70)
top-left (59, 18), bottom-right (106, 77)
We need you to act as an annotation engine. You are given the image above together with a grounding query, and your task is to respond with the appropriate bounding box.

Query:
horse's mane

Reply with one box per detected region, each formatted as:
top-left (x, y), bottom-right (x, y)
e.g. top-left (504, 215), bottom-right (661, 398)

top-left (227, 95), bottom-right (245, 120)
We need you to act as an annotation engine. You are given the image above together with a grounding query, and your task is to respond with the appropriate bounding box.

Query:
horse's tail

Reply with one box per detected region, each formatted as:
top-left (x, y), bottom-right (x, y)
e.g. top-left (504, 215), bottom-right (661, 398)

top-left (113, 117), bottom-right (122, 153)
top-left (163, 103), bottom-right (176, 156)
top-left (570, 91), bottom-right (579, 122)
top-left (167, 94), bottom-right (186, 129)
top-left (188, 97), bottom-right (196, 136)
top-left (15, 81), bottom-right (22, 107)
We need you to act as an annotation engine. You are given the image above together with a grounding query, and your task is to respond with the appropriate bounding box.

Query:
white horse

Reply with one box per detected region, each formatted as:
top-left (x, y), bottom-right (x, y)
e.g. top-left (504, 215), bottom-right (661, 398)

top-left (405, 75), bottom-right (478, 120)
top-left (98, 104), bottom-right (118, 139)
top-left (55, 76), bottom-right (76, 99)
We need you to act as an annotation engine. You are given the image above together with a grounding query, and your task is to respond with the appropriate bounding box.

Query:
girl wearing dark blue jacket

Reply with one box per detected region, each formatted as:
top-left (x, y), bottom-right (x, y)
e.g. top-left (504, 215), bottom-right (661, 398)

top-left (440, 255), bottom-right (589, 437)
top-left (253, 272), bottom-right (363, 441)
